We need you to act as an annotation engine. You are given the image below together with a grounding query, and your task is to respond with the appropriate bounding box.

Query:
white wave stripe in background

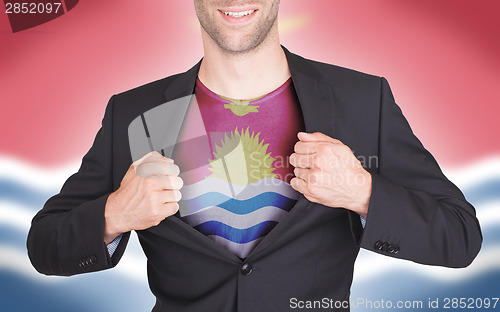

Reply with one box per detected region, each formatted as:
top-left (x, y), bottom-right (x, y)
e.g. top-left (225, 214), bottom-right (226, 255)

top-left (1, 155), bottom-right (499, 283)
top-left (0, 201), bottom-right (33, 229)
top-left (0, 233), bottom-right (148, 284)
top-left (444, 156), bottom-right (500, 190)
top-left (354, 246), bottom-right (500, 283)
top-left (0, 155), bottom-right (148, 284)
top-left (353, 157), bottom-right (500, 283)
top-left (0, 156), bottom-right (80, 192)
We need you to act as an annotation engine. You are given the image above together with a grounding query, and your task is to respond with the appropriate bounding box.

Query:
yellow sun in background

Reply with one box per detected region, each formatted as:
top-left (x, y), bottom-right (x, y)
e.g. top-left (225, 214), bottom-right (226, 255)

top-left (207, 127), bottom-right (277, 185)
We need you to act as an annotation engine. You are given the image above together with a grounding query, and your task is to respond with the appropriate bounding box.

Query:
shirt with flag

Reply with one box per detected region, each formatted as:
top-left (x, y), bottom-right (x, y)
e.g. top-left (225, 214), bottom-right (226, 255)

top-left (173, 77), bottom-right (305, 259)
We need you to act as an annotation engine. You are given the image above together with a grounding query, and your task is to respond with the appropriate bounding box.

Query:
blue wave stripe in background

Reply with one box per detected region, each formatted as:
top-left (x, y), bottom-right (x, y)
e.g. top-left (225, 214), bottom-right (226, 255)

top-left (0, 225), bottom-right (29, 248)
top-left (463, 179), bottom-right (500, 205)
top-left (194, 220), bottom-right (277, 244)
top-left (181, 192), bottom-right (296, 215)
top-left (0, 179), bottom-right (52, 208)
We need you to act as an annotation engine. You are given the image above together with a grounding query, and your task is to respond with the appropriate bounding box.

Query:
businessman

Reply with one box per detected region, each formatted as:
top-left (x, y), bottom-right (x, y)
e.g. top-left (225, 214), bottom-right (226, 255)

top-left (27, 1), bottom-right (482, 311)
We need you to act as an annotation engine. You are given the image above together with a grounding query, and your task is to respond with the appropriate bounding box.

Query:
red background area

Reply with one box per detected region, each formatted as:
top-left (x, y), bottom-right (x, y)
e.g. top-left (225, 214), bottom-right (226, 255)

top-left (0, 0), bottom-right (499, 168)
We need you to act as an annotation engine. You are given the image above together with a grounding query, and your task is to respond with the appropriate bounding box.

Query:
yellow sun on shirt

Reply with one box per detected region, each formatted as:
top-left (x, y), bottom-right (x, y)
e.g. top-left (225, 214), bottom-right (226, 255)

top-left (207, 127), bottom-right (277, 185)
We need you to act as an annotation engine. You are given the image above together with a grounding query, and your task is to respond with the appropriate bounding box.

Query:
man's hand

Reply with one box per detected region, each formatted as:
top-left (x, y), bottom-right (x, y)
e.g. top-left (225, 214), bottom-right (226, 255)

top-left (289, 132), bottom-right (372, 219)
top-left (104, 151), bottom-right (183, 244)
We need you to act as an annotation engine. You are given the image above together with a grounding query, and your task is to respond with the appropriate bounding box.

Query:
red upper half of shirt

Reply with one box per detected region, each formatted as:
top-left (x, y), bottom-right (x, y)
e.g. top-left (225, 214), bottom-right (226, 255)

top-left (173, 77), bottom-right (304, 185)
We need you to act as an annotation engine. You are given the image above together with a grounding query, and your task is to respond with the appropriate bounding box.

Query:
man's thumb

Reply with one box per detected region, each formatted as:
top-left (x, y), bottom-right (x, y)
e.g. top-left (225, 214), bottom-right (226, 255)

top-left (298, 132), bottom-right (339, 143)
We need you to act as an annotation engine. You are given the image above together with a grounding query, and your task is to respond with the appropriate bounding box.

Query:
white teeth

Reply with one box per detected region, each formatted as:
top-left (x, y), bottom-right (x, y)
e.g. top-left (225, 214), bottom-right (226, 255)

top-left (222, 10), bottom-right (255, 18)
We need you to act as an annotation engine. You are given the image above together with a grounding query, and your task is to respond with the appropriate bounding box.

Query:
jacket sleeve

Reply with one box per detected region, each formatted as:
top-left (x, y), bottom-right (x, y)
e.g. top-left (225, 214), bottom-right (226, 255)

top-left (357, 77), bottom-right (482, 268)
top-left (26, 96), bottom-right (130, 276)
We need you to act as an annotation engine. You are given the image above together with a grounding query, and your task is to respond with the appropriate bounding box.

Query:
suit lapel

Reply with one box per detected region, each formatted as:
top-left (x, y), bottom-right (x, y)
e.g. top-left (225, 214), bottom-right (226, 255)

top-left (163, 60), bottom-right (201, 102)
top-left (128, 61), bottom-right (202, 162)
top-left (162, 60), bottom-right (201, 158)
top-left (284, 47), bottom-right (336, 136)
top-left (247, 47), bottom-right (337, 258)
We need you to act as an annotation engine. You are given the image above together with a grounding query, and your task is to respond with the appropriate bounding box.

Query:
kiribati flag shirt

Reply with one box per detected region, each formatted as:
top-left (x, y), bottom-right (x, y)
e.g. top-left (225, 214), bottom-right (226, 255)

top-left (174, 77), bottom-right (305, 259)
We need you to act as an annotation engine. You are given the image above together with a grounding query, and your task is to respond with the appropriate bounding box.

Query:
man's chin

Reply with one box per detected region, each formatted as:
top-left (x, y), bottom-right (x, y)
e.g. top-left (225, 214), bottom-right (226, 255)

top-left (215, 35), bottom-right (268, 55)
top-left (221, 45), bottom-right (259, 55)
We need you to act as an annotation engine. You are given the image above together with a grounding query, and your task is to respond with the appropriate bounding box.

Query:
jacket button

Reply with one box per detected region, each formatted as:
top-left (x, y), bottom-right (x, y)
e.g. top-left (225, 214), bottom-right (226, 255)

top-left (387, 244), bottom-right (395, 254)
top-left (381, 242), bottom-right (389, 252)
top-left (393, 245), bottom-right (400, 254)
top-left (374, 241), bottom-right (383, 250)
top-left (79, 259), bottom-right (87, 267)
top-left (240, 263), bottom-right (253, 276)
top-left (89, 256), bottom-right (97, 265)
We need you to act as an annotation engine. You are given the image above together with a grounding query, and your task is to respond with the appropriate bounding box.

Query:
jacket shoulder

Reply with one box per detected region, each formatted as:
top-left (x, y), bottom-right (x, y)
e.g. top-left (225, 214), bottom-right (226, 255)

top-left (113, 73), bottom-right (183, 103)
top-left (290, 52), bottom-right (382, 87)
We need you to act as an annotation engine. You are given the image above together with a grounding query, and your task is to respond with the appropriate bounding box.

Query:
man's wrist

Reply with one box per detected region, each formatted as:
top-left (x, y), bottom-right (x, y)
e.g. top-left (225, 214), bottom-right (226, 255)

top-left (104, 218), bottom-right (123, 244)
top-left (350, 170), bottom-right (372, 219)
top-left (104, 193), bottom-right (126, 244)
top-left (104, 231), bottom-right (121, 245)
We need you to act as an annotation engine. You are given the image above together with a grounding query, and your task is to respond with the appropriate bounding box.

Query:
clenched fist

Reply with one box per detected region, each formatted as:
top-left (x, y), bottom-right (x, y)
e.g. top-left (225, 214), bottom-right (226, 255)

top-left (289, 132), bottom-right (372, 219)
top-left (104, 151), bottom-right (183, 244)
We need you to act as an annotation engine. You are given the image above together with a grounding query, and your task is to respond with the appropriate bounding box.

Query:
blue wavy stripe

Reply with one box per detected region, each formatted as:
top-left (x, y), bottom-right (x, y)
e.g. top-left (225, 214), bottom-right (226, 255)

top-left (181, 192), bottom-right (296, 214)
top-left (462, 179), bottom-right (500, 205)
top-left (0, 179), bottom-right (52, 208)
top-left (483, 227), bottom-right (500, 247)
top-left (194, 220), bottom-right (277, 244)
top-left (0, 225), bottom-right (29, 250)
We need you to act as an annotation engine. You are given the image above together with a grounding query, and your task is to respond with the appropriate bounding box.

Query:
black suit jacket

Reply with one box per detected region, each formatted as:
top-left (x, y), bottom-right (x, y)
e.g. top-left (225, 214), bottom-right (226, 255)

top-left (27, 47), bottom-right (482, 311)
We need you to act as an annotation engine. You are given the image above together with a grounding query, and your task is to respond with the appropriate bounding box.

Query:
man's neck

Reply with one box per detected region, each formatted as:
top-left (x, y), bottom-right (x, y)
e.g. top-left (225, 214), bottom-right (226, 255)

top-left (198, 28), bottom-right (290, 100)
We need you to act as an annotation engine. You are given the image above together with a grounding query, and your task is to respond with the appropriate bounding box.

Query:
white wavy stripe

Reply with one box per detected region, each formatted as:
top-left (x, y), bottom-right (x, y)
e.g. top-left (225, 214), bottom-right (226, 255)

top-left (182, 206), bottom-right (288, 228)
top-left (443, 155), bottom-right (500, 190)
top-left (1, 154), bottom-right (499, 283)
top-left (0, 202), bottom-right (147, 254)
top-left (351, 201), bottom-right (500, 283)
top-left (0, 155), bottom-right (79, 192)
top-left (1, 198), bottom-right (500, 283)
top-left (0, 235), bottom-right (148, 283)
top-left (476, 202), bottom-right (500, 228)
top-left (110, 231), bottom-right (148, 281)
top-left (180, 177), bottom-right (300, 200)
top-left (3, 243), bottom-right (498, 285)
top-left (0, 246), bottom-right (64, 282)
top-left (208, 235), bottom-right (263, 259)
top-left (3, 199), bottom-right (500, 236)
top-left (354, 246), bottom-right (500, 283)
top-left (1, 155), bottom-right (499, 197)
top-left (0, 201), bottom-right (34, 229)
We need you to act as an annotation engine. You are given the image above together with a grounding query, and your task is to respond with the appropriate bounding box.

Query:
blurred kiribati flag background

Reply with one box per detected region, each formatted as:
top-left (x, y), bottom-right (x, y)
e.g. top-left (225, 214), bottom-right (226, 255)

top-left (1, 1), bottom-right (499, 311)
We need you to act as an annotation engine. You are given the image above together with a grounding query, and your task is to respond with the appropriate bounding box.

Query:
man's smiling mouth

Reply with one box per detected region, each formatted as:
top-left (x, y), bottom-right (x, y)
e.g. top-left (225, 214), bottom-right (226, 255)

top-left (220, 10), bottom-right (256, 18)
